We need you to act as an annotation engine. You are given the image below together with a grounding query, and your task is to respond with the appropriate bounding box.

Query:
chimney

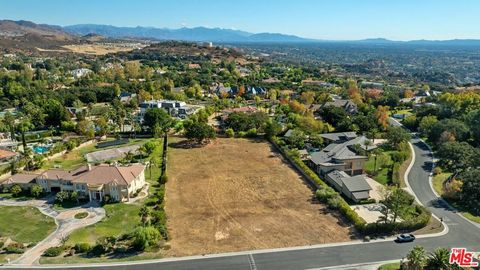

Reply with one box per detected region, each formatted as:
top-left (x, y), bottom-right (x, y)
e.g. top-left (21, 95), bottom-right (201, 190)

top-left (87, 164), bottom-right (92, 171)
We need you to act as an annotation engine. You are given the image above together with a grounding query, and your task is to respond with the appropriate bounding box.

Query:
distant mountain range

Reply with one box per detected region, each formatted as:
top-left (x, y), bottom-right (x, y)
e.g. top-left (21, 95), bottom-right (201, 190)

top-left (2, 19), bottom-right (480, 49)
top-left (61, 24), bottom-right (480, 46)
top-left (63, 24), bottom-right (312, 43)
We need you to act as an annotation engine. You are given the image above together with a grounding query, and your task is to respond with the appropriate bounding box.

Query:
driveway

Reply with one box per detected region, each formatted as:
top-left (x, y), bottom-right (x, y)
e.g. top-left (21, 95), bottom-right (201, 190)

top-left (0, 198), bottom-right (105, 265)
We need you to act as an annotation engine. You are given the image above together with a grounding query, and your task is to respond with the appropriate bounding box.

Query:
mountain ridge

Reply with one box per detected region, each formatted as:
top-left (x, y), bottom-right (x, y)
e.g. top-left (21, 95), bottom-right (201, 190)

top-left (2, 19), bottom-right (480, 46)
top-left (63, 24), bottom-right (311, 43)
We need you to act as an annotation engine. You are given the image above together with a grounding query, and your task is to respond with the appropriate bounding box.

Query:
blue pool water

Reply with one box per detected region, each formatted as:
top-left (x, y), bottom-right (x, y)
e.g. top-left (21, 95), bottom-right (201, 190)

top-left (33, 146), bottom-right (51, 154)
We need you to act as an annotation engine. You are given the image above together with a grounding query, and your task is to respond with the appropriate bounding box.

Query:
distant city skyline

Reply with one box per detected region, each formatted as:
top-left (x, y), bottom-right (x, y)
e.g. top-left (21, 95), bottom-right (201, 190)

top-left (1, 0), bottom-right (479, 41)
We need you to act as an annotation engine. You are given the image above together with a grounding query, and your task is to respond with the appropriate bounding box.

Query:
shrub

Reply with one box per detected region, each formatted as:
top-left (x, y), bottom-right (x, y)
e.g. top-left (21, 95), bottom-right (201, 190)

top-left (225, 128), bottom-right (235, 138)
top-left (5, 246), bottom-right (24, 254)
top-left (237, 131), bottom-right (247, 137)
top-left (10, 184), bottom-right (22, 197)
top-left (74, 243), bottom-right (91, 253)
top-left (74, 212), bottom-right (88, 219)
top-left (88, 244), bottom-right (106, 257)
top-left (30, 184), bottom-right (43, 198)
top-left (43, 246), bottom-right (64, 257)
top-left (151, 209), bottom-right (167, 226)
top-left (316, 186), bottom-right (338, 203)
top-left (159, 174), bottom-right (168, 184)
top-left (0, 241), bottom-right (4, 249)
top-left (55, 191), bottom-right (69, 203)
top-left (246, 128), bottom-right (257, 137)
top-left (433, 167), bottom-right (442, 176)
top-left (156, 185), bottom-right (165, 204)
top-left (392, 162), bottom-right (401, 186)
top-left (326, 196), bottom-right (342, 209)
top-left (114, 245), bottom-right (128, 254)
top-left (132, 226), bottom-right (161, 251)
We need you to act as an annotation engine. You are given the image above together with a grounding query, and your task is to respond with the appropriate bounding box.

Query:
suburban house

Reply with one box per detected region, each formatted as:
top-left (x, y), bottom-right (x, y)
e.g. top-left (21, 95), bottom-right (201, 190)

top-left (211, 83), bottom-right (267, 98)
top-left (1, 173), bottom-right (40, 190)
top-left (70, 68), bottom-right (92, 79)
top-left (323, 99), bottom-right (358, 114)
top-left (325, 170), bottom-right (372, 202)
top-left (308, 132), bottom-right (376, 177)
top-left (139, 99), bottom-right (200, 119)
top-left (1, 164), bottom-right (146, 202)
top-left (305, 132), bottom-right (376, 202)
top-left (245, 86), bottom-right (267, 97)
top-left (119, 92), bottom-right (137, 104)
top-left (0, 148), bottom-right (18, 163)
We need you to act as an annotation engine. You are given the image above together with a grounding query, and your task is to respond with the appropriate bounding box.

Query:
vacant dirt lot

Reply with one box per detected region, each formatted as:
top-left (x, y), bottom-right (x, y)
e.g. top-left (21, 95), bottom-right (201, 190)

top-left (61, 44), bottom-right (135, 55)
top-left (165, 137), bottom-right (356, 256)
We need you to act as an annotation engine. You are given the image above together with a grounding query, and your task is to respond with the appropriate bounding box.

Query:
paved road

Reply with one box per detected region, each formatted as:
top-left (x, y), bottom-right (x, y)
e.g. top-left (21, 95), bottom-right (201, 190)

top-left (3, 134), bottom-right (480, 269)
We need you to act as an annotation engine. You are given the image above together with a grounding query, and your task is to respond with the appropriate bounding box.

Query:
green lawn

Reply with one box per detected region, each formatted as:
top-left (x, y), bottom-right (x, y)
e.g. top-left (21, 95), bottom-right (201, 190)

top-left (0, 192), bottom-right (36, 201)
top-left (144, 139), bottom-right (163, 193)
top-left (364, 150), bottom-right (395, 185)
top-left (0, 253), bottom-right (21, 264)
top-left (0, 206), bottom-right (56, 244)
top-left (66, 203), bottom-right (141, 245)
top-left (43, 138), bottom-right (158, 170)
top-left (378, 262), bottom-right (400, 270)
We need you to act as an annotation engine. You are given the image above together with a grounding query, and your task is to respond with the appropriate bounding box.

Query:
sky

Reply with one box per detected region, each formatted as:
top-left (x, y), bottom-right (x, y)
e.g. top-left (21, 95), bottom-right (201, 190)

top-left (0, 0), bottom-right (479, 41)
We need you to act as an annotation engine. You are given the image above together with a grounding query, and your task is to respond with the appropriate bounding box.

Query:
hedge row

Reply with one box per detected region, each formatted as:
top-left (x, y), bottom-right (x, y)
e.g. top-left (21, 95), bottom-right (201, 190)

top-left (362, 205), bottom-right (431, 235)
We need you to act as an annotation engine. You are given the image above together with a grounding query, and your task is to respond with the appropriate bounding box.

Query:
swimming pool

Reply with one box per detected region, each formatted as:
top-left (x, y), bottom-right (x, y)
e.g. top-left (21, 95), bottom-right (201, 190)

top-left (33, 145), bottom-right (51, 154)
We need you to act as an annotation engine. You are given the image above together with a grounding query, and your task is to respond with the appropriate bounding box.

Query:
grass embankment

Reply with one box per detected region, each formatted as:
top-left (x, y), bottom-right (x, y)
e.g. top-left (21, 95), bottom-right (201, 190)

top-left (432, 172), bottom-right (480, 223)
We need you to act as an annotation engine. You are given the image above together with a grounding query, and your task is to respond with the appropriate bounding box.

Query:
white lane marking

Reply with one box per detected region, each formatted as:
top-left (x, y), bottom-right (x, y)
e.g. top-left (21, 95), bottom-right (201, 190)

top-left (248, 254), bottom-right (257, 270)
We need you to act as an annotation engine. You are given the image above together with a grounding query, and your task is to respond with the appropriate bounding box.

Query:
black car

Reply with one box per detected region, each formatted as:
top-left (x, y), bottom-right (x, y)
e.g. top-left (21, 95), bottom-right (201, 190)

top-left (395, 234), bottom-right (416, 243)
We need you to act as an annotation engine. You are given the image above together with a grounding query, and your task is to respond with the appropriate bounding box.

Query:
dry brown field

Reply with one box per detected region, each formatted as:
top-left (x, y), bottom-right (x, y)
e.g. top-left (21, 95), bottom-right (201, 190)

top-left (165, 137), bottom-right (356, 256)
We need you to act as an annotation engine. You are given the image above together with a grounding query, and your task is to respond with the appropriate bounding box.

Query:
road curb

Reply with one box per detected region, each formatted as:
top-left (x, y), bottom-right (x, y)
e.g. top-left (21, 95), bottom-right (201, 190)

top-left (418, 138), bottom-right (480, 229)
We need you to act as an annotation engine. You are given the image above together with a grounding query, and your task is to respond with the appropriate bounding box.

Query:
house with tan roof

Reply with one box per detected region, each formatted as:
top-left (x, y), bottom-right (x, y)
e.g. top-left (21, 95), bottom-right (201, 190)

top-left (0, 148), bottom-right (18, 162)
top-left (1, 173), bottom-right (40, 190)
top-left (1, 163), bottom-right (146, 202)
top-left (36, 163), bottom-right (146, 202)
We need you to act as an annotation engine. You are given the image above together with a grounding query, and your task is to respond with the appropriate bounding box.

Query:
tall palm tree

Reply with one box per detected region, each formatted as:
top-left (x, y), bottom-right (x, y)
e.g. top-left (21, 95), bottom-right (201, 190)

top-left (426, 248), bottom-right (459, 270)
top-left (363, 139), bottom-right (373, 156)
top-left (406, 245), bottom-right (426, 270)
top-left (21, 147), bottom-right (34, 171)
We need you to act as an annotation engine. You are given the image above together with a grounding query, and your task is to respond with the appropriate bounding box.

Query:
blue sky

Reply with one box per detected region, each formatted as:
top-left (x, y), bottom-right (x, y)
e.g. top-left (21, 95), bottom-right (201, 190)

top-left (0, 0), bottom-right (479, 40)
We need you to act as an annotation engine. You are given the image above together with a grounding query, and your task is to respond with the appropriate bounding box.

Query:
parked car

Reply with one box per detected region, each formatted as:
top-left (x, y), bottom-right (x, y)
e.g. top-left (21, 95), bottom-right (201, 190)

top-left (395, 234), bottom-right (415, 243)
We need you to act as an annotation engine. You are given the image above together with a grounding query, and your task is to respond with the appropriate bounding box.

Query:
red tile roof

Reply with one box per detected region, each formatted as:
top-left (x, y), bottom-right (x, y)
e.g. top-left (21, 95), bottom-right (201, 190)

top-left (0, 149), bottom-right (17, 159)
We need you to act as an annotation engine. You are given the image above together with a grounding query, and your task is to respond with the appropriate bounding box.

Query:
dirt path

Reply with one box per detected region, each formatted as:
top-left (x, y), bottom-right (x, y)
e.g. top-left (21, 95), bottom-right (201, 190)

top-left (165, 138), bottom-right (356, 257)
top-left (0, 198), bottom-right (105, 265)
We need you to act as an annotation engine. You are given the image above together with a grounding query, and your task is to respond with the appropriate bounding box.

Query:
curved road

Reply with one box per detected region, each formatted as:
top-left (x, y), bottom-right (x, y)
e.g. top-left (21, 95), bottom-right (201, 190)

top-left (3, 137), bottom-right (479, 270)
